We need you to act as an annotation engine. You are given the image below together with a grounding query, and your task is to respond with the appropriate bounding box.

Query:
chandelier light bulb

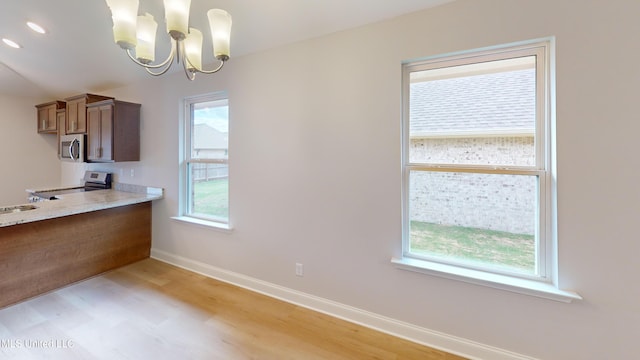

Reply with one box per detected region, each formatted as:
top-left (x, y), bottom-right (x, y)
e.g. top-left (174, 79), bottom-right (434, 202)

top-left (105, 0), bottom-right (140, 49)
top-left (135, 13), bottom-right (158, 63)
top-left (184, 28), bottom-right (203, 71)
top-left (164, 0), bottom-right (191, 39)
top-left (208, 9), bottom-right (232, 61)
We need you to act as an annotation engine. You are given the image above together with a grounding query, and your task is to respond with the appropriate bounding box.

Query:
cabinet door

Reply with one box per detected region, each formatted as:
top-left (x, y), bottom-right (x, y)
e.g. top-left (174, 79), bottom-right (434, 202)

top-left (87, 106), bottom-right (102, 161)
top-left (87, 104), bottom-right (114, 162)
top-left (37, 104), bottom-right (57, 133)
top-left (66, 98), bottom-right (87, 134)
top-left (46, 107), bottom-right (57, 131)
top-left (99, 105), bottom-right (113, 161)
top-left (37, 106), bottom-right (48, 132)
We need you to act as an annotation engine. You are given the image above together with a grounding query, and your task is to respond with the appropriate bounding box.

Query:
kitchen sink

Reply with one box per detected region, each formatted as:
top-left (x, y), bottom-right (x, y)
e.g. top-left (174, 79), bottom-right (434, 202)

top-left (0, 204), bottom-right (38, 215)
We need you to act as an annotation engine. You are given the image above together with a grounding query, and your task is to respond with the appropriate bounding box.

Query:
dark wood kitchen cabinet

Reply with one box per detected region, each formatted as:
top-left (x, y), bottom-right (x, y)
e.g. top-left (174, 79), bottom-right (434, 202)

top-left (86, 99), bottom-right (141, 162)
top-left (64, 93), bottom-right (112, 134)
top-left (35, 100), bottom-right (65, 133)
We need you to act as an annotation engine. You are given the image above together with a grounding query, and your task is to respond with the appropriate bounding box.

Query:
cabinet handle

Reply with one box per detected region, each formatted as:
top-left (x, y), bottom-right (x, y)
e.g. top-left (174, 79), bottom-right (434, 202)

top-left (71, 121), bottom-right (76, 131)
top-left (41, 119), bottom-right (46, 129)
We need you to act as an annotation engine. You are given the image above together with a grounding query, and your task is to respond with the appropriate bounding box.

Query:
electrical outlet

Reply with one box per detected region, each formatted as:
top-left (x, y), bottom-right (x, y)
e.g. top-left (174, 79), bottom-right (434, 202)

top-left (295, 263), bottom-right (303, 277)
top-left (130, 169), bottom-right (135, 177)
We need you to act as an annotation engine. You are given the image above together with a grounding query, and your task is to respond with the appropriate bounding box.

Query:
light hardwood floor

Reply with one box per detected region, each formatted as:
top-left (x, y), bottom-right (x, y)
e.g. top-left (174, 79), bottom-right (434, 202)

top-left (0, 258), bottom-right (467, 359)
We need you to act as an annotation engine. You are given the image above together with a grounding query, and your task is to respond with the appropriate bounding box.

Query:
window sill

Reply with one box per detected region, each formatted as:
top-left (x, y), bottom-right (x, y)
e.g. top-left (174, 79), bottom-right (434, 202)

top-left (171, 216), bottom-right (233, 232)
top-left (391, 257), bottom-right (581, 303)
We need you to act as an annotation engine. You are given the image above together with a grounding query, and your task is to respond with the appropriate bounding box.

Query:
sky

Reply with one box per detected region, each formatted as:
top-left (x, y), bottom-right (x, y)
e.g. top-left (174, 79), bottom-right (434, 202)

top-left (194, 103), bottom-right (228, 133)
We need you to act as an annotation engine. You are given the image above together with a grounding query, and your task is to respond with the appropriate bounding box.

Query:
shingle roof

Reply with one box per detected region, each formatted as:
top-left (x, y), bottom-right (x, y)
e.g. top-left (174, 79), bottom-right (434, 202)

top-left (410, 68), bottom-right (535, 136)
top-left (194, 124), bottom-right (228, 149)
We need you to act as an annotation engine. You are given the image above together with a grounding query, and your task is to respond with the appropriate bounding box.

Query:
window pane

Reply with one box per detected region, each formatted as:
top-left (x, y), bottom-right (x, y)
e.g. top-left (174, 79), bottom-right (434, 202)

top-left (189, 163), bottom-right (229, 220)
top-left (191, 100), bottom-right (228, 160)
top-left (408, 170), bottom-right (537, 274)
top-left (409, 57), bottom-right (536, 166)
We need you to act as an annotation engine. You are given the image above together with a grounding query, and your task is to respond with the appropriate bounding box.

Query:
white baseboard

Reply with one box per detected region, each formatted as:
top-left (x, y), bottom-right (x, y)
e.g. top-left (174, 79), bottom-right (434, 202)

top-left (150, 248), bottom-right (536, 360)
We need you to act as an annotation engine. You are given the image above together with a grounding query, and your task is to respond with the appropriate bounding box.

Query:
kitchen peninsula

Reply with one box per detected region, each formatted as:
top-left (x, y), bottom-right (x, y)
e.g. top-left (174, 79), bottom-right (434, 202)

top-left (0, 184), bottom-right (163, 309)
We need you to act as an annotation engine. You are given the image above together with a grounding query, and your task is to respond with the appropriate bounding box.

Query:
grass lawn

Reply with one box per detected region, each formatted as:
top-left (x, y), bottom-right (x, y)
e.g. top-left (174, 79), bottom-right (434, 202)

top-left (193, 178), bottom-right (229, 219)
top-left (410, 221), bottom-right (535, 273)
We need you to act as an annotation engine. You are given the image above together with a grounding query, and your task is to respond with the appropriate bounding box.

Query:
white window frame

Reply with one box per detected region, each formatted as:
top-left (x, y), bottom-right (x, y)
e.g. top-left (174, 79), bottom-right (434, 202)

top-left (174, 92), bottom-right (231, 231)
top-left (393, 38), bottom-right (580, 302)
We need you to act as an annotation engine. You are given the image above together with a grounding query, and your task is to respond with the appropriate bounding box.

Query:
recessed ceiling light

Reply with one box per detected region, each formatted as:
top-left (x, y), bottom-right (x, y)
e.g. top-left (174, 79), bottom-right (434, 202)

top-left (2, 38), bottom-right (21, 49)
top-left (27, 21), bottom-right (46, 34)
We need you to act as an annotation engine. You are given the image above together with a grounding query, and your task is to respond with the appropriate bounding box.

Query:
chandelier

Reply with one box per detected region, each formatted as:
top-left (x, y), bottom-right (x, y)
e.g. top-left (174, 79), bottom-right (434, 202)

top-left (105, 0), bottom-right (232, 80)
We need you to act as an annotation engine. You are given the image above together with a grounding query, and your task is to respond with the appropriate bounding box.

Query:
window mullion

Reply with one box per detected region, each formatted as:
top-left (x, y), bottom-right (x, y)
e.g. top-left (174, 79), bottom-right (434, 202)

top-left (190, 158), bottom-right (228, 165)
top-left (407, 164), bottom-right (544, 177)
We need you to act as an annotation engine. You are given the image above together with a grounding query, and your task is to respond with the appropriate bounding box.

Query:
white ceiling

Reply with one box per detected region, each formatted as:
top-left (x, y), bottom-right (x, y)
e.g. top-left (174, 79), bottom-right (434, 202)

top-left (0, 0), bottom-right (452, 99)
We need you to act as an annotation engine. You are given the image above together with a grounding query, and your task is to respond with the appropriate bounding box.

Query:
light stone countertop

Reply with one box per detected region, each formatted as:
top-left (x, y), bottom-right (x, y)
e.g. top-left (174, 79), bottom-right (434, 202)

top-left (1, 183), bottom-right (163, 228)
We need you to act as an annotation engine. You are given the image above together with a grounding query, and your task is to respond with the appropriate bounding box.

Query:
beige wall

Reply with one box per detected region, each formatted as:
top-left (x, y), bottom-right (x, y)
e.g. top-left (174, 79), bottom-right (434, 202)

top-left (0, 94), bottom-right (60, 205)
top-left (45, 0), bottom-right (640, 358)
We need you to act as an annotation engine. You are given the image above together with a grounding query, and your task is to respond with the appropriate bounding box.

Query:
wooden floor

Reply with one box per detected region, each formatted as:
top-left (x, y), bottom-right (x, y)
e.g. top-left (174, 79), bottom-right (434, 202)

top-left (0, 258), bottom-right (466, 359)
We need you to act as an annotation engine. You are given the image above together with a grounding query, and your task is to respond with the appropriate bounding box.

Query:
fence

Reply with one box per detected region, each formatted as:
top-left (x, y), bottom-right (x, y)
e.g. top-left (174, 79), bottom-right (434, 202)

top-left (192, 163), bottom-right (228, 182)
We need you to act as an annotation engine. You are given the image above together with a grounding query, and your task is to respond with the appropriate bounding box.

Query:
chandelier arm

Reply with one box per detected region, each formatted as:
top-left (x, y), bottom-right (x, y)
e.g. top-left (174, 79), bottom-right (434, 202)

top-left (176, 41), bottom-right (196, 80)
top-left (184, 68), bottom-right (196, 80)
top-left (182, 63), bottom-right (196, 80)
top-left (145, 64), bottom-right (174, 76)
top-left (142, 42), bottom-right (176, 76)
top-left (192, 60), bottom-right (225, 74)
top-left (125, 40), bottom-right (176, 70)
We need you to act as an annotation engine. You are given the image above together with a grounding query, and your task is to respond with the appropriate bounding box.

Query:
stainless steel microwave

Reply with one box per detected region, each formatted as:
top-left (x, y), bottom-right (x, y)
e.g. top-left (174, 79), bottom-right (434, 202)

top-left (60, 134), bottom-right (86, 162)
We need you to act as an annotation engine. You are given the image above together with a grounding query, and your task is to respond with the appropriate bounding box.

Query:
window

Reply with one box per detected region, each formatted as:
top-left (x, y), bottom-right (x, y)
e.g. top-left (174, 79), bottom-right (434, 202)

top-left (396, 40), bottom-right (577, 301)
top-left (181, 93), bottom-right (229, 226)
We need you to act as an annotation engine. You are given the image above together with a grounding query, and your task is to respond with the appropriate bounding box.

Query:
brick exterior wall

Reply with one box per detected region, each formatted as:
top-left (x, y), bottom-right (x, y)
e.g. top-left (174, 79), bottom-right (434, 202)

top-left (409, 136), bottom-right (535, 235)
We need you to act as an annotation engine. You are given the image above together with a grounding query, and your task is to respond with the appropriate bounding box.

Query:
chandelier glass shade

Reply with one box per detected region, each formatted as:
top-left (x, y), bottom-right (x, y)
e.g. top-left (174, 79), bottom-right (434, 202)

top-left (105, 0), bottom-right (232, 80)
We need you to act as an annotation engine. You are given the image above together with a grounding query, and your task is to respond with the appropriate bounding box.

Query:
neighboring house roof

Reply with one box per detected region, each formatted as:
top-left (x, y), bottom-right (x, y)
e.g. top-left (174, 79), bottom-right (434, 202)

top-left (410, 68), bottom-right (535, 137)
top-left (194, 124), bottom-right (228, 150)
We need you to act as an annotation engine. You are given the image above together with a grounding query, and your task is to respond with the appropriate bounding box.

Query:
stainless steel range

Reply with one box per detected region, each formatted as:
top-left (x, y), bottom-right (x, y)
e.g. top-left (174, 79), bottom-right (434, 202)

top-left (32, 171), bottom-right (112, 201)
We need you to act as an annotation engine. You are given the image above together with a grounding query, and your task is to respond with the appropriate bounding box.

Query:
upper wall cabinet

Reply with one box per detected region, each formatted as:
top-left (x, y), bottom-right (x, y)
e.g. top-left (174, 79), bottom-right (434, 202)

top-left (64, 93), bottom-right (113, 135)
top-left (86, 99), bottom-right (141, 162)
top-left (35, 101), bottom-right (65, 134)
